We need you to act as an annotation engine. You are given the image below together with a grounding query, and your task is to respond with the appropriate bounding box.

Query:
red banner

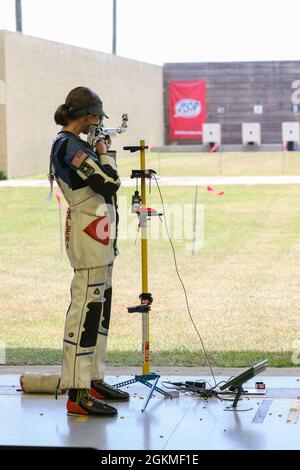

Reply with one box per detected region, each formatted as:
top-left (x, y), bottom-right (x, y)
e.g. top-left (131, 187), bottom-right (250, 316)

top-left (169, 80), bottom-right (206, 141)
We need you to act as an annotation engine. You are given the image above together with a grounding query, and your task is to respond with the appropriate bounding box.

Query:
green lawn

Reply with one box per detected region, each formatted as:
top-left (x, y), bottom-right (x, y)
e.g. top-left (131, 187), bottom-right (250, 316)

top-left (17, 150), bottom-right (300, 179)
top-left (118, 150), bottom-right (300, 177)
top-left (1, 174), bottom-right (300, 366)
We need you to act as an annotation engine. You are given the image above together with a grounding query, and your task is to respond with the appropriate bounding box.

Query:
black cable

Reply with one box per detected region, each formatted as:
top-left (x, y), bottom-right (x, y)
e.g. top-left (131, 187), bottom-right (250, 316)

top-left (161, 380), bottom-right (215, 398)
top-left (153, 175), bottom-right (217, 387)
top-left (211, 380), bottom-right (228, 390)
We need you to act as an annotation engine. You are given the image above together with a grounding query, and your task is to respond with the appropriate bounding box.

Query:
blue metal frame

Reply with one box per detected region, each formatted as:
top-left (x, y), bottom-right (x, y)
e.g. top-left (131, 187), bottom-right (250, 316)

top-left (113, 373), bottom-right (171, 412)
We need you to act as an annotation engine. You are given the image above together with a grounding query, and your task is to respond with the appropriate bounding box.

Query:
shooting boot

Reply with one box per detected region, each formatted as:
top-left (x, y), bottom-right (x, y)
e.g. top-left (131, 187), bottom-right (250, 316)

top-left (90, 380), bottom-right (130, 401)
top-left (67, 388), bottom-right (117, 416)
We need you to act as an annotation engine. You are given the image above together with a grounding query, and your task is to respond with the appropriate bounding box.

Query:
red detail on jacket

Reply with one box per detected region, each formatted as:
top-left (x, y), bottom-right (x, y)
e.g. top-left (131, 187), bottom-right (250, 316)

top-left (65, 208), bottom-right (72, 248)
top-left (83, 216), bottom-right (110, 245)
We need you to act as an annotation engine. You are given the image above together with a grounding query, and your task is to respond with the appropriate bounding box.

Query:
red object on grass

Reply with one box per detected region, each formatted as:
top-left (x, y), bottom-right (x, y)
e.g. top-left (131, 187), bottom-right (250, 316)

top-left (207, 185), bottom-right (224, 196)
top-left (209, 143), bottom-right (219, 154)
top-left (55, 191), bottom-right (68, 212)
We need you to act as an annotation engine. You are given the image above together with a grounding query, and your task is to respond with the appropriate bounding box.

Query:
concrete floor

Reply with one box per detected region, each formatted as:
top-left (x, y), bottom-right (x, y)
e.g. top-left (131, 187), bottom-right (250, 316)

top-left (0, 371), bottom-right (300, 450)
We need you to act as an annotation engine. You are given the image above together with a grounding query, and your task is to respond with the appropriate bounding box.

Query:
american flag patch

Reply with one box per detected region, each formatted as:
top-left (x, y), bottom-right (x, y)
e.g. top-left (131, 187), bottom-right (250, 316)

top-left (70, 150), bottom-right (88, 168)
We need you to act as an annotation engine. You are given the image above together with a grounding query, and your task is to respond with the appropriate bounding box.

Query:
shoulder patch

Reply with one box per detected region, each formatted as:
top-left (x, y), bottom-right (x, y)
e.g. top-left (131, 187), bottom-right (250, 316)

top-left (79, 161), bottom-right (95, 178)
top-left (70, 150), bottom-right (89, 168)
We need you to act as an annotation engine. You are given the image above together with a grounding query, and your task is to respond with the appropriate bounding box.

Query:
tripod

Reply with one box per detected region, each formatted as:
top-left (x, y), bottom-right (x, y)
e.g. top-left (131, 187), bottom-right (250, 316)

top-left (113, 140), bottom-right (171, 412)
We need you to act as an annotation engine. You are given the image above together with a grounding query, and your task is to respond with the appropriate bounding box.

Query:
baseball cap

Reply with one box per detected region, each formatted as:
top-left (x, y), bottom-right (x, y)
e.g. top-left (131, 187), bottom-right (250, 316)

top-left (68, 100), bottom-right (109, 118)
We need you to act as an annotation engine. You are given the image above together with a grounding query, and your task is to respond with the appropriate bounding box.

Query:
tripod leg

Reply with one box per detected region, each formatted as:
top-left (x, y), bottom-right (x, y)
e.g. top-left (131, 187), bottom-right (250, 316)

top-left (141, 377), bottom-right (159, 413)
top-left (232, 388), bottom-right (243, 408)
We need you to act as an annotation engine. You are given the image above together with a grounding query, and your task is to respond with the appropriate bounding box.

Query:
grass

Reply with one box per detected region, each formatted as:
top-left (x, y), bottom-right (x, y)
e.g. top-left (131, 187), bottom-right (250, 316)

top-left (120, 150), bottom-right (300, 177)
top-left (15, 150), bottom-right (300, 179)
top-left (3, 348), bottom-right (292, 368)
top-left (1, 151), bottom-right (300, 367)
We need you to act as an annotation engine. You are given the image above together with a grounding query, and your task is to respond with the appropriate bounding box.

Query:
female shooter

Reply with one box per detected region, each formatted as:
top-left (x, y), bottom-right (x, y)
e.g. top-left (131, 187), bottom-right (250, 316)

top-left (51, 86), bottom-right (129, 416)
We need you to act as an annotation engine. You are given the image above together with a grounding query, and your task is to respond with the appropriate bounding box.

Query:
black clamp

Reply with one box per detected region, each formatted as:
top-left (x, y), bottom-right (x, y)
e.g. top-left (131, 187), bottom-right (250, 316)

top-left (139, 292), bottom-right (153, 305)
top-left (131, 169), bottom-right (156, 179)
top-left (135, 208), bottom-right (163, 218)
top-left (127, 292), bottom-right (153, 314)
top-left (124, 146), bottom-right (149, 153)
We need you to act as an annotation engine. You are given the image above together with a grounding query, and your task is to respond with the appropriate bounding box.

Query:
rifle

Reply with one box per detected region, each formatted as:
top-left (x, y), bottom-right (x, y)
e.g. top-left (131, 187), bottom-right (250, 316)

top-left (87, 113), bottom-right (128, 149)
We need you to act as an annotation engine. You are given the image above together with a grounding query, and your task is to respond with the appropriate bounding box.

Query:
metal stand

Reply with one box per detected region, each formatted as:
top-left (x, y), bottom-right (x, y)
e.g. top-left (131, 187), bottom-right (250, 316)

top-left (224, 386), bottom-right (253, 412)
top-left (114, 373), bottom-right (170, 413)
top-left (113, 140), bottom-right (171, 412)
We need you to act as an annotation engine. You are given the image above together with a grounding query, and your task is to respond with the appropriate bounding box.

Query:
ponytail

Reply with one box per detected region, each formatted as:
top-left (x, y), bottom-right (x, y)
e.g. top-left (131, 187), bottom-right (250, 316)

top-left (54, 104), bottom-right (72, 126)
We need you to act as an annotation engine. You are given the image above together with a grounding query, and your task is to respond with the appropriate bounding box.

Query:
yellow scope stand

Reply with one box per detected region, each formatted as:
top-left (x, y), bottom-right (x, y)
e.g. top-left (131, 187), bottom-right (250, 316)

top-left (113, 140), bottom-right (171, 412)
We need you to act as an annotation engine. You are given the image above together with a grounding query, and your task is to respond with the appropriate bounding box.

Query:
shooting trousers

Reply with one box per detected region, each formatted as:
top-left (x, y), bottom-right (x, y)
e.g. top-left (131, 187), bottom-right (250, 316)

top-left (60, 263), bottom-right (113, 389)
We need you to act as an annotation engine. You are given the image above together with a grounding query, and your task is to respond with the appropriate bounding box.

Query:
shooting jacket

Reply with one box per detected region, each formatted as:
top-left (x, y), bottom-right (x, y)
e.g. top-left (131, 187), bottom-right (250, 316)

top-left (50, 131), bottom-right (120, 269)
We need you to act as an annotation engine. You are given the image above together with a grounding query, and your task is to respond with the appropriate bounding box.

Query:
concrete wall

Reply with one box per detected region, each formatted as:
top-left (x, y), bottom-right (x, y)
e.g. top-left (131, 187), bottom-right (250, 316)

top-left (0, 30), bottom-right (164, 178)
top-left (0, 31), bottom-right (7, 176)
